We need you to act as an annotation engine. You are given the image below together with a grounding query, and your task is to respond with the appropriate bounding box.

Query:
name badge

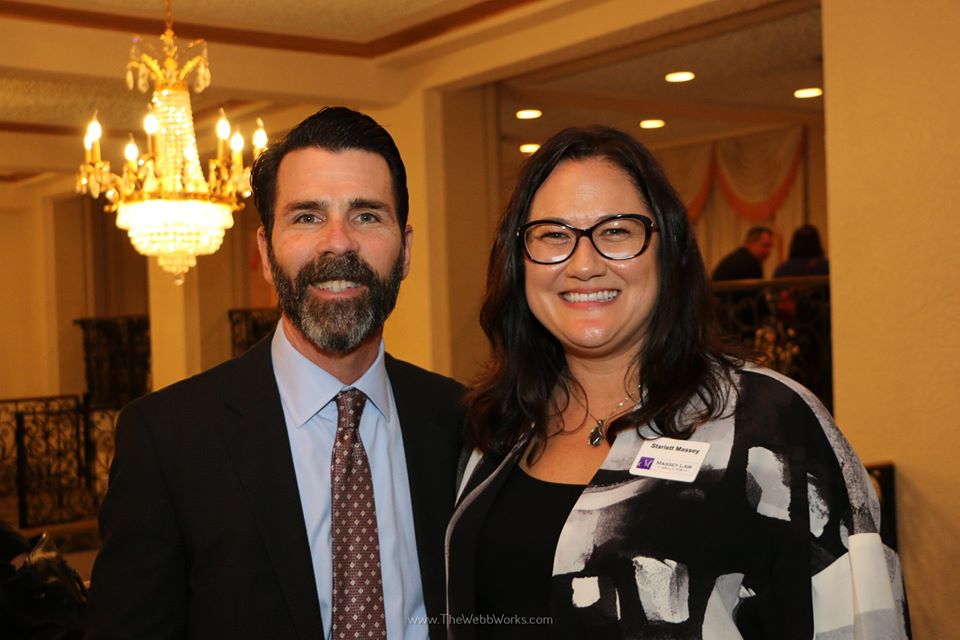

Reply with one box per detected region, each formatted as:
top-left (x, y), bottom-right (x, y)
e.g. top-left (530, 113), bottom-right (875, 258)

top-left (629, 437), bottom-right (710, 483)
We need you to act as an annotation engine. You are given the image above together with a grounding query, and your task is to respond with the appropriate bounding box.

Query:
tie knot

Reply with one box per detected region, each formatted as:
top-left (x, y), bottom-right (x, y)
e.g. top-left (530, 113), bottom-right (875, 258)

top-left (335, 388), bottom-right (367, 428)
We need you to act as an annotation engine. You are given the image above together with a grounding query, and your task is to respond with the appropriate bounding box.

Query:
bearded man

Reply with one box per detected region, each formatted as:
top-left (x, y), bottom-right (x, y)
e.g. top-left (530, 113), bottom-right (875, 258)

top-left (86, 107), bottom-right (464, 640)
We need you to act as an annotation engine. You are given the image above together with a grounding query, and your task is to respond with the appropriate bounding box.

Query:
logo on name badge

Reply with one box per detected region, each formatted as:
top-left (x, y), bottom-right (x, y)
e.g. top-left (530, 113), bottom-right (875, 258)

top-left (629, 437), bottom-right (710, 483)
top-left (637, 456), bottom-right (655, 470)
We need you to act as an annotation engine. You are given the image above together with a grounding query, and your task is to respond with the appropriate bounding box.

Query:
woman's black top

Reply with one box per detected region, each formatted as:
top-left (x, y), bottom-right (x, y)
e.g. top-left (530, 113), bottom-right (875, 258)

top-left (474, 465), bottom-right (584, 639)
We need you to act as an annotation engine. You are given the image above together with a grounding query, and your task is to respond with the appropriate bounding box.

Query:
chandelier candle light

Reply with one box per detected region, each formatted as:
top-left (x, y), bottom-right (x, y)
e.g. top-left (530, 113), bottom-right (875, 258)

top-left (77, 0), bottom-right (267, 284)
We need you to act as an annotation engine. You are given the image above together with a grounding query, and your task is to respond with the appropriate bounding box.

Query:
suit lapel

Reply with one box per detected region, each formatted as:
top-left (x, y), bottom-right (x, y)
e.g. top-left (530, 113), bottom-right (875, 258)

top-left (218, 338), bottom-right (324, 639)
top-left (386, 355), bottom-right (460, 629)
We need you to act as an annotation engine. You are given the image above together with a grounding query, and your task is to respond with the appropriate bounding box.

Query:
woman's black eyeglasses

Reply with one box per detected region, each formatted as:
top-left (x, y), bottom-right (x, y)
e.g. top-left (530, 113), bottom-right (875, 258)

top-left (518, 214), bottom-right (658, 264)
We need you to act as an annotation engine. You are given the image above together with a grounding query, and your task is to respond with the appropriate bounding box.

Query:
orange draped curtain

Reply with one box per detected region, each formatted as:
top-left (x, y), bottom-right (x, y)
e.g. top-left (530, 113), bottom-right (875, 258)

top-left (656, 126), bottom-right (806, 223)
top-left (655, 126), bottom-right (807, 275)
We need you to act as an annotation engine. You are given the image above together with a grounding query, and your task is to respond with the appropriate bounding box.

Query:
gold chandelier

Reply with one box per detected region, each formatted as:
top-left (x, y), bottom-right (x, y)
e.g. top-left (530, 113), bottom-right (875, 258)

top-left (77, 0), bottom-right (266, 284)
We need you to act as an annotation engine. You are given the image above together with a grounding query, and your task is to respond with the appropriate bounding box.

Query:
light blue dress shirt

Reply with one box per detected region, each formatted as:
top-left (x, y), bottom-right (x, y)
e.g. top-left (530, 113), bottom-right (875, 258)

top-left (271, 322), bottom-right (427, 639)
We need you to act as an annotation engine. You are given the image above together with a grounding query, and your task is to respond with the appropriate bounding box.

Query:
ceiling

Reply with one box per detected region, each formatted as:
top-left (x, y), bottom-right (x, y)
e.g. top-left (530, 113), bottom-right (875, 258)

top-left (497, 4), bottom-right (823, 185)
top-left (0, 0), bottom-right (824, 184)
top-left (17, 0), bottom-right (471, 40)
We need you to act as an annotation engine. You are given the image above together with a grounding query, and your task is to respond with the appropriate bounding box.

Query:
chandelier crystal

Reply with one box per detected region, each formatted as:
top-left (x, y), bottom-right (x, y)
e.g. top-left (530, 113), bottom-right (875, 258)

top-left (77, 0), bottom-right (266, 284)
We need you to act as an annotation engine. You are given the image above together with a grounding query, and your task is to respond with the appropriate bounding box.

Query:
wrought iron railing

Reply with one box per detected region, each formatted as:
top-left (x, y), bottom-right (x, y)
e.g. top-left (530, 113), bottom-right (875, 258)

top-left (228, 307), bottom-right (280, 357)
top-left (1, 396), bottom-right (81, 525)
top-left (0, 395), bottom-right (119, 529)
top-left (713, 276), bottom-right (832, 410)
top-left (87, 408), bottom-right (120, 500)
top-left (74, 315), bottom-right (151, 409)
top-left (15, 406), bottom-right (96, 529)
top-left (0, 396), bottom-right (80, 522)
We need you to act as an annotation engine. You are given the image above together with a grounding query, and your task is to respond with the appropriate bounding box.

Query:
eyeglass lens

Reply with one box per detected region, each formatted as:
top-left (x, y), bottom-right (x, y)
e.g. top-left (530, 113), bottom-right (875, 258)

top-left (524, 217), bottom-right (649, 263)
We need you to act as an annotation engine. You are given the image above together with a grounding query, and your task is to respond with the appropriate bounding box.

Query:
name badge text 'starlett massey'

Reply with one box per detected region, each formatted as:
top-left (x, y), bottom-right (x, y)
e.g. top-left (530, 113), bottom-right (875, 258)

top-left (629, 438), bottom-right (711, 483)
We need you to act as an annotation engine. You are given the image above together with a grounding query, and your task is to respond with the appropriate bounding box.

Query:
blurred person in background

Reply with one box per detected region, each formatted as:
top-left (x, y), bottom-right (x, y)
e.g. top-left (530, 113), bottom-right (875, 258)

top-left (712, 226), bottom-right (774, 281)
top-left (774, 224), bottom-right (829, 277)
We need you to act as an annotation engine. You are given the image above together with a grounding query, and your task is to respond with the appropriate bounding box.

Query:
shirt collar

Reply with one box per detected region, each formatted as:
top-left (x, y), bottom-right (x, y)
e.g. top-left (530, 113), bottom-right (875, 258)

top-left (271, 320), bottom-right (392, 429)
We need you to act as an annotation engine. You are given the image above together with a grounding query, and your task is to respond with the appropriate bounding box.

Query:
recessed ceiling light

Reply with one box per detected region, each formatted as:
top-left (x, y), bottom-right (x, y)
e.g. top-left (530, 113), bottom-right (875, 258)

top-left (665, 71), bottom-right (695, 83)
top-left (639, 119), bottom-right (666, 129)
top-left (515, 109), bottom-right (543, 120)
top-left (519, 143), bottom-right (541, 154)
top-left (794, 87), bottom-right (823, 99)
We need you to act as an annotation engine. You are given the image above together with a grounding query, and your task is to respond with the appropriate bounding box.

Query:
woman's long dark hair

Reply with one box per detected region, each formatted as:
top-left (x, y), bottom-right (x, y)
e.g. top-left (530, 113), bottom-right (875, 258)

top-left (788, 224), bottom-right (825, 259)
top-left (466, 126), bottom-right (740, 459)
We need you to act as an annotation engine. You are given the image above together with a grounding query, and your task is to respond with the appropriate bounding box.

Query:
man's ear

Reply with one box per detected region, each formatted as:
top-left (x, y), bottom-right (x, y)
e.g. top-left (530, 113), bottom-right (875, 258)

top-left (256, 226), bottom-right (275, 285)
top-left (401, 224), bottom-right (413, 279)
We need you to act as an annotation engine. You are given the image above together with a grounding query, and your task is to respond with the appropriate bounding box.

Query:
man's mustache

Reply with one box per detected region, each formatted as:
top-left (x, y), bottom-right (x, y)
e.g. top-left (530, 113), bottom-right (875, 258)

top-left (294, 252), bottom-right (378, 291)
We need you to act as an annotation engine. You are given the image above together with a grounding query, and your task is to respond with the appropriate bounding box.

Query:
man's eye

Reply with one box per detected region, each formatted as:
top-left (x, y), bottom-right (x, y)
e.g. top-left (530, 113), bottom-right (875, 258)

top-left (293, 213), bottom-right (319, 224)
top-left (356, 211), bottom-right (381, 224)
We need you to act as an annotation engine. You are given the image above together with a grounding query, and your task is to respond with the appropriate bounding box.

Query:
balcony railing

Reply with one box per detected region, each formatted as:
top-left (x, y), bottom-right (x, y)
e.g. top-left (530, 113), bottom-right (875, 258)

top-left (713, 275), bottom-right (832, 410)
top-left (74, 315), bottom-right (150, 410)
top-left (0, 396), bottom-right (118, 529)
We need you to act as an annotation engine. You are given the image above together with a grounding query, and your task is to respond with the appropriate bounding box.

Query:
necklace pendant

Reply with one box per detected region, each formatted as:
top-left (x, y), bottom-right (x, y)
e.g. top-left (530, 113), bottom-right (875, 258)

top-left (588, 420), bottom-right (605, 447)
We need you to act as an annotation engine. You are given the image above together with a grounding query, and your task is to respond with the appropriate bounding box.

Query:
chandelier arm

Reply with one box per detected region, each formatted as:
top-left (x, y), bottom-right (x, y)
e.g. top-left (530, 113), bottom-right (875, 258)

top-left (177, 54), bottom-right (206, 83)
top-left (131, 54), bottom-right (164, 84)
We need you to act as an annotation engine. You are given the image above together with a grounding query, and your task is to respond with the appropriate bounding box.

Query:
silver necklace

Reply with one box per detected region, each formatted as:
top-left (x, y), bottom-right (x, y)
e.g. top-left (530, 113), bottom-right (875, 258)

top-left (583, 392), bottom-right (636, 447)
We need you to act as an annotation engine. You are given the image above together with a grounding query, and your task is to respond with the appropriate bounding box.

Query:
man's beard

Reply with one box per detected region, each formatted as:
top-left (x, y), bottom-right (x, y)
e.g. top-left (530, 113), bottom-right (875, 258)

top-left (268, 247), bottom-right (404, 354)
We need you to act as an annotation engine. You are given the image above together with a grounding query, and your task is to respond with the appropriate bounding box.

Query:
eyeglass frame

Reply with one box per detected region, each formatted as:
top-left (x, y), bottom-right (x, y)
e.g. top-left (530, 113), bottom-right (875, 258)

top-left (517, 213), bottom-right (660, 265)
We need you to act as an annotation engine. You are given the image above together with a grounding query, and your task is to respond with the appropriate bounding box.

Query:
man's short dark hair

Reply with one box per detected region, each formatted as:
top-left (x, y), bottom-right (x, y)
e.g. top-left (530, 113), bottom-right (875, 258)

top-left (745, 226), bottom-right (773, 243)
top-left (250, 106), bottom-right (409, 237)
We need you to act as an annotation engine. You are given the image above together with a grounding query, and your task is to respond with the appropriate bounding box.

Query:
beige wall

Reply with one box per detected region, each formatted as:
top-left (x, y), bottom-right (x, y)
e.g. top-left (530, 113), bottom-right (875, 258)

top-left (147, 261), bottom-right (203, 390)
top-left (437, 86), bottom-right (502, 383)
top-left (823, 1), bottom-right (960, 637)
top-left (52, 195), bottom-right (92, 396)
top-left (0, 177), bottom-right (76, 399)
top-left (0, 198), bottom-right (46, 398)
top-left (805, 120), bottom-right (828, 250)
top-left (196, 208), bottom-right (256, 372)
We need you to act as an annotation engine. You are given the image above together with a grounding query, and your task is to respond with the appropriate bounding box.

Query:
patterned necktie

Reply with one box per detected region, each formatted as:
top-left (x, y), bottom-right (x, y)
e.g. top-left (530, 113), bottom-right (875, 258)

top-left (331, 389), bottom-right (387, 639)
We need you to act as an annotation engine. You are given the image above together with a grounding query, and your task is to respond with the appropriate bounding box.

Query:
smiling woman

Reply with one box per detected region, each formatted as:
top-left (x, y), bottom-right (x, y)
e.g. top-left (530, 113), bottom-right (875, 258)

top-left (522, 158), bottom-right (660, 366)
top-left (445, 126), bottom-right (909, 639)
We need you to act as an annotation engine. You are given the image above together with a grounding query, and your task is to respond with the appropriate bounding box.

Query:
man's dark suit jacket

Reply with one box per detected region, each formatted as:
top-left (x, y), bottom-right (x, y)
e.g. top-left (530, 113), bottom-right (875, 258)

top-left (711, 246), bottom-right (763, 281)
top-left (85, 337), bottom-right (463, 639)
